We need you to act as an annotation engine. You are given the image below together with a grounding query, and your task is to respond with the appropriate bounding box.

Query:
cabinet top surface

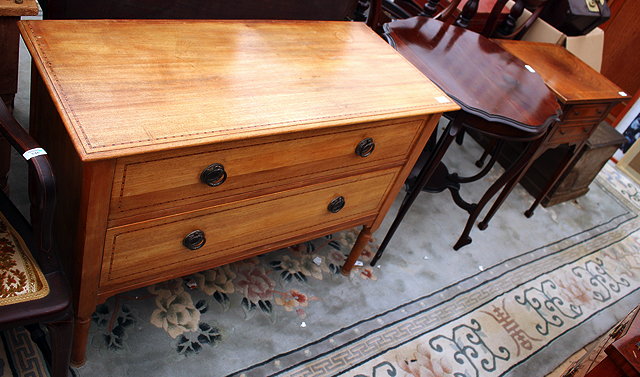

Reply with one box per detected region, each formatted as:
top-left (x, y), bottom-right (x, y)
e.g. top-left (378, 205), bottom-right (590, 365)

top-left (19, 20), bottom-right (457, 161)
top-left (495, 40), bottom-right (630, 105)
top-left (0, 0), bottom-right (38, 16)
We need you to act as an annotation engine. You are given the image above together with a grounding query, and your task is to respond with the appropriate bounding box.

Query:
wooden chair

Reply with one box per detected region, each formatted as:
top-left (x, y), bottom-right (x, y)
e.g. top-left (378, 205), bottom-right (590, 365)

top-left (383, 0), bottom-right (548, 39)
top-left (370, 0), bottom-right (561, 265)
top-left (0, 100), bottom-right (73, 376)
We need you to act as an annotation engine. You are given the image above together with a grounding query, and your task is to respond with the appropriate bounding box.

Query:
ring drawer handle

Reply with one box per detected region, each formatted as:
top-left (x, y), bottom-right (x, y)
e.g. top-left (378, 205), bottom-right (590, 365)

top-left (573, 111), bottom-right (580, 116)
top-left (355, 138), bottom-right (375, 157)
top-left (583, 127), bottom-right (590, 133)
top-left (200, 163), bottom-right (227, 187)
top-left (183, 230), bottom-right (206, 250)
top-left (559, 129), bottom-right (566, 135)
top-left (328, 196), bottom-right (346, 213)
top-left (596, 109), bottom-right (603, 114)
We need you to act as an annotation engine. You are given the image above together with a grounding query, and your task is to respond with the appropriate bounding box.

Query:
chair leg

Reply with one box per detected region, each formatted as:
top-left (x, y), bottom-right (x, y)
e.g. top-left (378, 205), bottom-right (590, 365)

top-left (25, 324), bottom-right (51, 362)
top-left (46, 309), bottom-right (74, 377)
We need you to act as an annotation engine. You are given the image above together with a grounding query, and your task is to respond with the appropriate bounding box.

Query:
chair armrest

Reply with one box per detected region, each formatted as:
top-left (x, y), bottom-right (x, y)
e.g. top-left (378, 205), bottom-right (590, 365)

top-left (0, 101), bottom-right (57, 271)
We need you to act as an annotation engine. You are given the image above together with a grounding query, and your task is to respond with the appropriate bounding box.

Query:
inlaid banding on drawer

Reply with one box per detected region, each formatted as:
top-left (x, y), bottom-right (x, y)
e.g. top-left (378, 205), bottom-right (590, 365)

top-left (110, 119), bottom-right (422, 220)
top-left (101, 168), bottom-right (399, 288)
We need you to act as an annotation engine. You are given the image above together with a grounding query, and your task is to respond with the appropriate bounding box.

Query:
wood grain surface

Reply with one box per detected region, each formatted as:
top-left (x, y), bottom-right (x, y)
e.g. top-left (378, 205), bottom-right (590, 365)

top-left (384, 17), bottom-right (559, 132)
top-left (19, 19), bottom-right (458, 161)
top-left (495, 40), bottom-right (630, 105)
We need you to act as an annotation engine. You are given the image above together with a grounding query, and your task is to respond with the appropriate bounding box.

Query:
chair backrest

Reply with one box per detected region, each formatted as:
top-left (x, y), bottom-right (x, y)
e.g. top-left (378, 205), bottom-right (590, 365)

top-left (40, 0), bottom-right (383, 29)
top-left (0, 100), bottom-right (57, 274)
top-left (383, 0), bottom-right (550, 39)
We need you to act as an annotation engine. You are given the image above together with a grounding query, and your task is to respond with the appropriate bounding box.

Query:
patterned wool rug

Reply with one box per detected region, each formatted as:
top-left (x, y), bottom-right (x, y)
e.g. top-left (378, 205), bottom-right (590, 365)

top-left (3, 162), bottom-right (640, 377)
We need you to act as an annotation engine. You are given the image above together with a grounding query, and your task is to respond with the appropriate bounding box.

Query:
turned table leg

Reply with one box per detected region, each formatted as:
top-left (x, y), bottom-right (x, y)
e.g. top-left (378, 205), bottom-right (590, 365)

top-left (70, 314), bottom-right (92, 367)
top-left (341, 226), bottom-right (372, 275)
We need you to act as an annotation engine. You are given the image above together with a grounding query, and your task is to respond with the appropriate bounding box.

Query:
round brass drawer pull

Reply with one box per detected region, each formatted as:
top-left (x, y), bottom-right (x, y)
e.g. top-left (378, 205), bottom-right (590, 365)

top-left (200, 163), bottom-right (227, 187)
top-left (355, 137), bottom-right (375, 157)
top-left (183, 230), bottom-right (206, 250)
top-left (328, 196), bottom-right (346, 213)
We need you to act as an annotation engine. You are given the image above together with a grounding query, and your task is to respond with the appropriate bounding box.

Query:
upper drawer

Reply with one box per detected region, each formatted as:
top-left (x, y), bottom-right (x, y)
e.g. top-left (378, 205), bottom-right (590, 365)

top-left (109, 118), bottom-right (423, 221)
top-left (100, 168), bottom-right (399, 290)
top-left (563, 104), bottom-right (609, 122)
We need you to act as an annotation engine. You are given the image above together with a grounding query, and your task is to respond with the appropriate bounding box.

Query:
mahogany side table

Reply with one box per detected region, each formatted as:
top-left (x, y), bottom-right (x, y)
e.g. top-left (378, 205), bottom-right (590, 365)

top-left (492, 40), bottom-right (630, 217)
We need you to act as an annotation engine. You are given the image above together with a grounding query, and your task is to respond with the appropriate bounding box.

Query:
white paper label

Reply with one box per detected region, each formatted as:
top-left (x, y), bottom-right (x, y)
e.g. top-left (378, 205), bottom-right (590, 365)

top-left (435, 96), bottom-right (450, 103)
top-left (525, 65), bottom-right (536, 73)
top-left (619, 91), bottom-right (628, 96)
top-left (354, 261), bottom-right (364, 267)
top-left (22, 148), bottom-right (47, 160)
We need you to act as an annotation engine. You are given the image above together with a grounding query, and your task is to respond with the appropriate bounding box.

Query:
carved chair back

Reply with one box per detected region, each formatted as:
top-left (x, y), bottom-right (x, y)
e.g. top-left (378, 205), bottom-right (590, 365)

top-left (384, 0), bottom-right (550, 39)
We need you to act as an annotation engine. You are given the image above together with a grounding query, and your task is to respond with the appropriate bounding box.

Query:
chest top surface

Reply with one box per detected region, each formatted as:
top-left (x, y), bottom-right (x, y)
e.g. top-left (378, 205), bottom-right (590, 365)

top-left (495, 40), bottom-right (630, 105)
top-left (19, 19), bottom-right (458, 161)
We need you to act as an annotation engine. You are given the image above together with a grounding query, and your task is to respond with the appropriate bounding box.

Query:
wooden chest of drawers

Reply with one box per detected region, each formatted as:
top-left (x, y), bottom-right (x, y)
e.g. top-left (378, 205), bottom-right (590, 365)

top-left (19, 19), bottom-right (458, 364)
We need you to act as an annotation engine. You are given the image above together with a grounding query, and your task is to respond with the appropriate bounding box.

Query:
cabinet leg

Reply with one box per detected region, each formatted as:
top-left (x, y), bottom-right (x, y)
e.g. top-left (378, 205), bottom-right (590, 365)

top-left (70, 315), bottom-right (91, 367)
top-left (341, 227), bottom-right (372, 275)
top-left (526, 144), bottom-right (584, 218)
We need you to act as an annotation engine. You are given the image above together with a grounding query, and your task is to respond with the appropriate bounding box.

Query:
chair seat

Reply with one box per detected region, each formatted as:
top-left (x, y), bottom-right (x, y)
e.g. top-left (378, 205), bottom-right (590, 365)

top-left (0, 213), bottom-right (49, 306)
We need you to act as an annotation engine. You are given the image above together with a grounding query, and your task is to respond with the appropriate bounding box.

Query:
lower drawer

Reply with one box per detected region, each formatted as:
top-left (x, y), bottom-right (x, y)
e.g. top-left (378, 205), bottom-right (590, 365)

top-left (99, 168), bottom-right (399, 288)
top-left (548, 123), bottom-right (594, 145)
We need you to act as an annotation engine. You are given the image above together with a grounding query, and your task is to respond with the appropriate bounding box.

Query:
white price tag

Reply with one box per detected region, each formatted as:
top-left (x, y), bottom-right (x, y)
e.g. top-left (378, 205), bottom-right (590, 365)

top-left (435, 96), bottom-right (450, 104)
top-left (619, 91), bottom-right (628, 96)
top-left (524, 65), bottom-right (536, 73)
top-left (22, 148), bottom-right (47, 160)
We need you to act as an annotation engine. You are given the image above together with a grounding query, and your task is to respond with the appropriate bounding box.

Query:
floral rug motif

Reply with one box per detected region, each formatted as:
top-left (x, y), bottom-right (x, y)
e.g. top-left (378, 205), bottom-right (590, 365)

top-left (88, 230), bottom-right (378, 358)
